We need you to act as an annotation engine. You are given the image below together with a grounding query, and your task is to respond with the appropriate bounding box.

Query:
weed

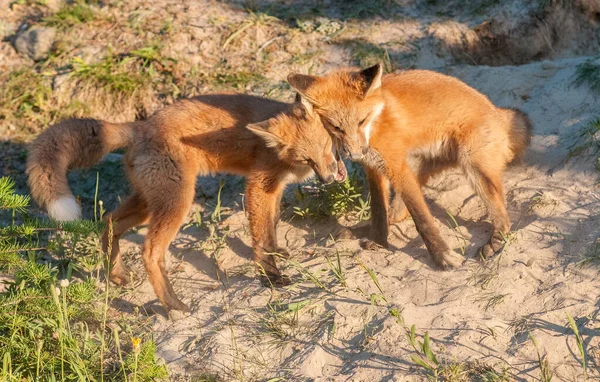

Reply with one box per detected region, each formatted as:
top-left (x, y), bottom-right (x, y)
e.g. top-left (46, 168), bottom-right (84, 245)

top-left (529, 332), bottom-right (553, 382)
top-left (356, 258), bottom-right (387, 303)
top-left (566, 312), bottom-right (587, 380)
top-left (0, 68), bottom-right (53, 132)
top-left (325, 251), bottom-right (346, 287)
top-left (578, 239), bottom-right (600, 267)
top-left (445, 209), bottom-right (467, 257)
top-left (293, 168), bottom-right (369, 220)
top-left (408, 326), bottom-right (441, 377)
top-left (567, 118), bottom-right (600, 161)
top-left (0, 177), bottom-right (168, 380)
top-left (341, 38), bottom-right (395, 72)
top-left (44, 0), bottom-right (96, 29)
top-left (71, 54), bottom-right (149, 97)
top-left (222, 12), bottom-right (280, 51)
top-left (472, 292), bottom-right (508, 311)
top-left (574, 59), bottom-right (600, 95)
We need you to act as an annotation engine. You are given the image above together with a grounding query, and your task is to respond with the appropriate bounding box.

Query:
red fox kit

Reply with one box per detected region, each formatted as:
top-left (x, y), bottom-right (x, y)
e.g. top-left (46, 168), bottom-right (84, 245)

top-left (27, 94), bottom-right (347, 312)
top-left (288, 64), bottom-right (531, 268)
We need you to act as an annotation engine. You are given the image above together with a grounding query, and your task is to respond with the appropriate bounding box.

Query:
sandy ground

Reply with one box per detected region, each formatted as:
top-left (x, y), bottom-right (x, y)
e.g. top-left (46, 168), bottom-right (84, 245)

top-left (111, 56), bottom-right (600, 380)
top-left (2, 0), bottom-right (600, 380)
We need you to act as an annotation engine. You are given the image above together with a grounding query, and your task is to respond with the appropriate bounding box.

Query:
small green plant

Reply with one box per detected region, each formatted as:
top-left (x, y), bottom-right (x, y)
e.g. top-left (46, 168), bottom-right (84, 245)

top-left (567, 118), bottom-right (600, 161)
top-left (356, 258), bottom-right (387, 303)
top-left (408, 326), bottom-right (441, 377)
top-left (342, 38), bottom-right (394, 72)
top-left (574, 59), bottom-right (600, 95)
top-left (0, 176), bottom-right (168, 381)
top-left (578, 239), bottom-right (600, 267)
top-left (529, 332), bottom-right (553, 382)
top-left (325, 251), bottom-right (346, 287)
top-left (293, 169), bottom-right (369, 220)
top-left (71, 54), bottom-right (150, 97)
top-left (0, 68), bottom-right (53, 130)
top-left (445, 209), bottom-right (467, 257)
top-left (566, 312), bottom-right (587, 380)
top-left (44, 0), bottom-right (96, 28)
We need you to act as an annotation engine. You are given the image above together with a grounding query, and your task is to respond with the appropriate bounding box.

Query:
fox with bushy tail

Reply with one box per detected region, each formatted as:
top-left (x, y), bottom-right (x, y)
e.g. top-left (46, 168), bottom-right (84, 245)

top-left (27, 119), bottom-right (136, 221)
top-left (26, 94), bottom-right (348, 313)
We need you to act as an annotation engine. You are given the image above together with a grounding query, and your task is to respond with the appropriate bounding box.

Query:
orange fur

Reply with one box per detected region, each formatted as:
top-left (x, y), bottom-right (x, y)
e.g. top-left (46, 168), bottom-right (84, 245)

top-left (289, 65), bottom-right (532, 268)
top-left (27, 93), bottom-right (347, 312)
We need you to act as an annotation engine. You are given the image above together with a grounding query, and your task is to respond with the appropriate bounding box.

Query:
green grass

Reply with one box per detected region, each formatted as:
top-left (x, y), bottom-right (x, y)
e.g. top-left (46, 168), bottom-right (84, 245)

top-left (292, 167), bottom-right (370, 220)
top-left (574, 60), bottom-right (600, 95)
top-left (71, 54), bottom-right (151, 97)
top-left (0, 177), bottom-right (168, 381)
top-left (341, 38), bottom-right (394, 72)
top-left (530, 332), bottom-right (553, 382)
top-left (44, 0), bottom-right (96, 29)
top-left (0, 68), bottom-right (52, 129)
top-left (566, 312), bottom-right (587, 380)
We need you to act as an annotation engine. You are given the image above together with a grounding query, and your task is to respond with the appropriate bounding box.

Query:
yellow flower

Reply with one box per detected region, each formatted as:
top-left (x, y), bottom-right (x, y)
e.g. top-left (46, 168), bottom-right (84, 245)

top-left (132, 337), bottom-right (141, 351)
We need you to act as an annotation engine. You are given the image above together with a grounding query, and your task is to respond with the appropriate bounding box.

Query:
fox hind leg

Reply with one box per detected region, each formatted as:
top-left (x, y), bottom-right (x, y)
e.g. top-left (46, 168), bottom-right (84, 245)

top-left (140, 174), bottom-right (195, 313)
top-left (102, 193), bottom-right (149, 286)
top-left (462, 159), bottom-right (511, 260)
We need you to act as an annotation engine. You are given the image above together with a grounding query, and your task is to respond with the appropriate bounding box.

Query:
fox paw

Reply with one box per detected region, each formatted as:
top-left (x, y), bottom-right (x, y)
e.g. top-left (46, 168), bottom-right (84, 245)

top-left (477, 233), bottom-right (506, 260)
top-left (260, 272), bottom-right (291, 287)
top-left (110, 269), bottom-right (131, 286)
top-left (360, 238), bottom-right (385, 251)
top-left (434, 251), bottom-right (465, 270)
top-left (164, 297), bottom-right (190, 314)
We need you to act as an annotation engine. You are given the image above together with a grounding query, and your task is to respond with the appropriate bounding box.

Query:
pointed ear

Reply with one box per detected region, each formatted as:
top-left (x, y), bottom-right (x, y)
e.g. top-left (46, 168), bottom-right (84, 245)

top-left (294, 93), bottom-right (313, 117)
top-left (288, 73), bottom-right (319, 97)
top-left (247, 120), bottom-right (285, 148)
top-left (359, 63), bottom-right (383, 97)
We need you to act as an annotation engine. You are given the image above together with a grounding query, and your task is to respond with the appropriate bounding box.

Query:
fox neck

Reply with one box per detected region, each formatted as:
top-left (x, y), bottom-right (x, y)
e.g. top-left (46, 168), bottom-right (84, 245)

top-left (363, 102), bottom-right (385, 145)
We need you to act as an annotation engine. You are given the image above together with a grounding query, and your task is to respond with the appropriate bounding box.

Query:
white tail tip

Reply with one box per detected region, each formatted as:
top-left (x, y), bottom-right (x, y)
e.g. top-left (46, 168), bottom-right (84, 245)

top-left (48, 196), bottom-right (82, 221)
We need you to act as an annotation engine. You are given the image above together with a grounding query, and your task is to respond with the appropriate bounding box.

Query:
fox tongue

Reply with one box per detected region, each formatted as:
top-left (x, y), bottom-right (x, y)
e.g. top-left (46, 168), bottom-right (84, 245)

top-left (335, 158), bottom-right (348, 182)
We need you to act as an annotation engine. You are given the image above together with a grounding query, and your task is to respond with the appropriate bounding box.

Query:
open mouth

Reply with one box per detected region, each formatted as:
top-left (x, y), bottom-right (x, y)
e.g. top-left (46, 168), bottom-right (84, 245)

top-left (334, 151), bottom-right (348, 183)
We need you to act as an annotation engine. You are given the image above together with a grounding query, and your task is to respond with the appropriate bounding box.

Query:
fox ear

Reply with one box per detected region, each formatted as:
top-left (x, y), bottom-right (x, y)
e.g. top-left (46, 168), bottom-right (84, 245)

top-left (294, 93), bottom-right (314, 117)
top-left (288, 73), bottom-right (319, 98)
top-left (359, 63), bottom-right (383, 97)
top-left (247, 120), bottom-right (285, 148)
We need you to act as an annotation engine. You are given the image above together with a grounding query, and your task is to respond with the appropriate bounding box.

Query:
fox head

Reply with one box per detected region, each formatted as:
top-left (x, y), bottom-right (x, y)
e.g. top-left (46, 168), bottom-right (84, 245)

top-left (287, 63), bottom-right (385, 161)
top-left (247, 96), bottom-right (348, 185)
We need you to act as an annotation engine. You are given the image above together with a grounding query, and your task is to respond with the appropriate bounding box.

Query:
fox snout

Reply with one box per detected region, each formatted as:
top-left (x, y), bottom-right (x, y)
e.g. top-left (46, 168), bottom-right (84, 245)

top-left (316, 161), bottom-right (337, 185)
top-left (343, 146), bottom-right (369, 161)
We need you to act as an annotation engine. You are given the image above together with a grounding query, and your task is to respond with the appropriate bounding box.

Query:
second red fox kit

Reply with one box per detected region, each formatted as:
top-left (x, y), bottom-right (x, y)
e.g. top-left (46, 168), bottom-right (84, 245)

top-left (288, 64), bottom-right (532, 268)
top-left (27, 94), bottom-right (347, 312)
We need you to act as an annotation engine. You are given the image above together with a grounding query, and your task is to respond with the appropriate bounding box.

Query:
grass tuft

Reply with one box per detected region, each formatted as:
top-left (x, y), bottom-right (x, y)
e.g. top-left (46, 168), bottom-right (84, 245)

top-left (44, 0), bottom-right (96, 29)
top-left (574, 60), bottom-right (600, 95)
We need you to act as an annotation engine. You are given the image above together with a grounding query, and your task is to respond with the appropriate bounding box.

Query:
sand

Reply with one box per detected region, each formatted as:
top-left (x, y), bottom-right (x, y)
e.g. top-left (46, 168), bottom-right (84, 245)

top-left (113, 55), bottom-right (600, 380)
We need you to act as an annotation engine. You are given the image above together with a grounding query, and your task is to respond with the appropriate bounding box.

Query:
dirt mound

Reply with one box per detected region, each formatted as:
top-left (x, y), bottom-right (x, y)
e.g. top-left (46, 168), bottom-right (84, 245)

top-left (431, 0), bottom-right (600, 66)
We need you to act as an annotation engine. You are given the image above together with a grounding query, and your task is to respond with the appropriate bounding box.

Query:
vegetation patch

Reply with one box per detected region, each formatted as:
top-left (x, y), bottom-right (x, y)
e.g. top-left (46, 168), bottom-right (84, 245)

top-left (574, 59), bottom-right (600, 95)
top-left (0, 176), bottom-right (167, 381)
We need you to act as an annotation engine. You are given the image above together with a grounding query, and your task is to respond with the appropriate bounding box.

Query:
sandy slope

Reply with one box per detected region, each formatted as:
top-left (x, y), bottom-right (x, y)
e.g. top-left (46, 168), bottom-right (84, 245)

top-left (109, 56), bottom-right (600, 380)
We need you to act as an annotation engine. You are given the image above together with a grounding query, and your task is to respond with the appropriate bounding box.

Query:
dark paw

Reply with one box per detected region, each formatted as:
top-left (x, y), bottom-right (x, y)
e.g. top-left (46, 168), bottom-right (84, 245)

top-left (360, 238), bottom-right (385, 251)
top-left (260, 272), bottom-right (291, 287)
top-left (165, 297), bottom-right (190, 314)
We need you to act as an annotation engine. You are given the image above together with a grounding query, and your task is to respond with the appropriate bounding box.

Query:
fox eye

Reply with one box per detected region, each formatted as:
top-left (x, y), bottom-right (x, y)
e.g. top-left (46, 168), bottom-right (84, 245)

top-left (333, 125), bottom-right (342, 132)
top-left (359, 118), bottom-right (367, 126)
